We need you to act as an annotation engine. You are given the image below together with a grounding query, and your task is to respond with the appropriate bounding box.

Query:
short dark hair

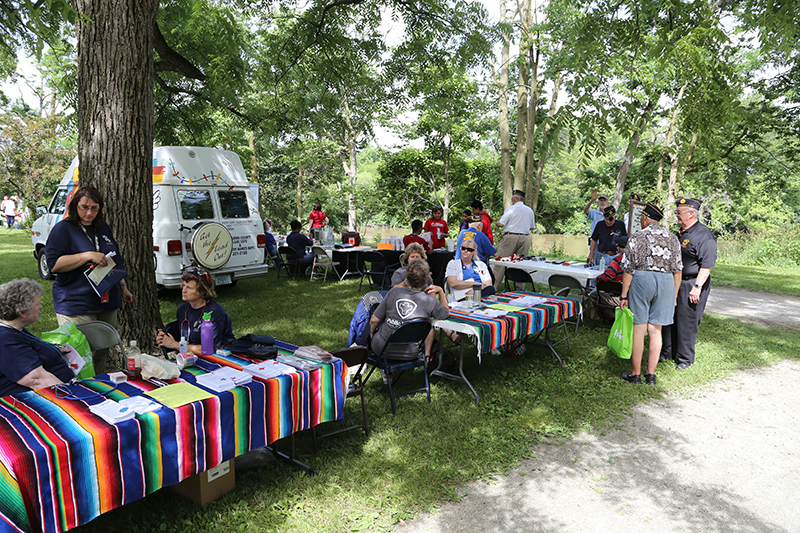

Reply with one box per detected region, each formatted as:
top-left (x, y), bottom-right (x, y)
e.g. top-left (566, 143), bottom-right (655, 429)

top-left (67, 186), bottom-right (105, 229)
top-left (312, 201), bottom-right (322, 211)
top-left (290, 220), bottom-right (302, 231)
top-left (462, 209), bottom-right (471, 216)
top-left (405, 259), bottom-right (430, 290)
top-left (411, 219), bottom-right (423, 233)
top-left (471, 200), bottom-right (483, 211)
top-left (181, 267), bottom-right (217, 299)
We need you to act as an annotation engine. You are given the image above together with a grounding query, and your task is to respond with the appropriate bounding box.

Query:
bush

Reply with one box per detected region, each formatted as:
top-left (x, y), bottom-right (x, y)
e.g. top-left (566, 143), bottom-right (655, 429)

top-left (717, 228), bottom-right (800, 267)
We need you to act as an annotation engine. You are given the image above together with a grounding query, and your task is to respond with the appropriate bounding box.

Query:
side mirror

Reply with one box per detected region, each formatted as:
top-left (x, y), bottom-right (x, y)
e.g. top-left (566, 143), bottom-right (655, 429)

top-left (36, 205), bottom-right (47, 216)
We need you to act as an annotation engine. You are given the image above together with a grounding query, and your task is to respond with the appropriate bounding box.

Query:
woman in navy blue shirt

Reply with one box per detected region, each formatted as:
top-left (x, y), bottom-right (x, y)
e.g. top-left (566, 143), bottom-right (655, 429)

top-left (0, 278), bottom-right (74, 397)
top-left (46, 186), bottom-right (133, 374)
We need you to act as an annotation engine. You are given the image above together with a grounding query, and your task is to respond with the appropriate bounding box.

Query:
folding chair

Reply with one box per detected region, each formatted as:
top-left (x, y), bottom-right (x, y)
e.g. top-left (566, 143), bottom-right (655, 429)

top-left (310, 246), bottom-right (340, 282)
top-left (278, 245), bottom-right (300, 279)
top-left (363, 320), bottom-right (432, 415)
top-left (548, 274), bottom-right (587, 334)
top-left (359, 251), bottom-right (389, 291)
top-left (75, 321), bottom-right (127, 375)
top-left (503, 268), bottom-right (538, 293)
top-left (593, 280), bottom-right (623, 327)
top-left (310, 346), bottom-right (370, 453)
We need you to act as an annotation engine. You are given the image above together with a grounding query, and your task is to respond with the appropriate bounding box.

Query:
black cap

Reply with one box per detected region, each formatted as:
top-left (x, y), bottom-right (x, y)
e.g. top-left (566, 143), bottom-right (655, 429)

top-left (642, 202), bottom-right (664, 221)
top-left (676, 197), bottom-right (702, 209)
top-left (512, 189), bottom-right (525, 199)
top-left (469, 215), bottom-right (482, 223)
top-left (629, 193), bottom-right (640, 201)
top-left (617, 236), bottom-right (629, 248)
top-left (603, 205), bottom-right (616, 217)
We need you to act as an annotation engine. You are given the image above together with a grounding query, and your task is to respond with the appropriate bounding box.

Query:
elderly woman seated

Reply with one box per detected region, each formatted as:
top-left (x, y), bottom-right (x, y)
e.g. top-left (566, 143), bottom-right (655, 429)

top-left (390, 243), bottom-right (434, 288)
top-left (0, 278), bottom-right (74, 396)
top-left (369, 259), bottom-right (450, 363)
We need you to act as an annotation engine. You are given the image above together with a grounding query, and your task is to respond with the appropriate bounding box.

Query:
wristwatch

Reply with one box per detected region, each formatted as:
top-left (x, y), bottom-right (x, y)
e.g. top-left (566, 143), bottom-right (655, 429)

top-left (693, 283), bottom-right (701, 289)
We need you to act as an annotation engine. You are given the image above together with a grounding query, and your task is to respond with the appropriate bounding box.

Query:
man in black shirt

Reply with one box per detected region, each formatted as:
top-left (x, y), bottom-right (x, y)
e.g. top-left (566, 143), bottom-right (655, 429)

top-left (286, 220), bottom-right (314, 274)
top-left (660, 198), bottom-right (717, 370)
top-left (588, 205), bottom-right (627, 267)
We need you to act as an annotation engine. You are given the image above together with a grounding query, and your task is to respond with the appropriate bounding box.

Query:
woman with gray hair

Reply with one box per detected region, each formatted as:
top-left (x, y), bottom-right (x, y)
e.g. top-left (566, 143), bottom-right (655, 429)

top-left (0, 278), bottom-right (74, 396)
top-left (390, 243), bottom-right (434, 288)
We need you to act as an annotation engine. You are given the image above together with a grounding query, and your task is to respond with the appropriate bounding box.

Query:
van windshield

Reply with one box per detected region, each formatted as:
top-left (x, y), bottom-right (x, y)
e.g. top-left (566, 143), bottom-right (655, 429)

top-left (218, 190), bottom-right (250, 219)
top-left (178, 190), bottom-right (214, 220)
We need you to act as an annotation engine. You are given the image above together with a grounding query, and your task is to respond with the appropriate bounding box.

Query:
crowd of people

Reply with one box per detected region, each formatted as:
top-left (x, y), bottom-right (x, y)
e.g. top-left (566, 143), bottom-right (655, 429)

top-left (0, 188), bottom-right (716, 397)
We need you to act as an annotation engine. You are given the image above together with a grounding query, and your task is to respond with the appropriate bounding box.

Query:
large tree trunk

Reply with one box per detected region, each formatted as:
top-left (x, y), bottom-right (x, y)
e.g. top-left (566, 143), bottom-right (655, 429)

top-left (296, 164), bottom-right (304, 220)
top-left (524, 45), bottom-right (539, 209)
top-left (498, 0), bottom-right (512, 209)
top-left (611, 98), bottom-right (656, 209)
top-left (531, 73), bottom-right (561, 212)
top-left (75, 0), bottom-right (160, 351)
top-left (512, 0), bottom-right (532, 207)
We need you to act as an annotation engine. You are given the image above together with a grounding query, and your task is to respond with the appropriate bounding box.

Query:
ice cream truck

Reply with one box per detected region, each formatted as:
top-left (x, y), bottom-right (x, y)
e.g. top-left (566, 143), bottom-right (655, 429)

top-left (31, 146), bottom-right (269, 288)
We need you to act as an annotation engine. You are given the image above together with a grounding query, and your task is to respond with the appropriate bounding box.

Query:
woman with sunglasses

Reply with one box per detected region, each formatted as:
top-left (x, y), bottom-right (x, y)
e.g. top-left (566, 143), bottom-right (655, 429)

top-left (45, 186), bottom-right (133, 374)
top-left (445, 236), bottom-right (495, 302)
top-left (156, 268), bottom-right (235, 355)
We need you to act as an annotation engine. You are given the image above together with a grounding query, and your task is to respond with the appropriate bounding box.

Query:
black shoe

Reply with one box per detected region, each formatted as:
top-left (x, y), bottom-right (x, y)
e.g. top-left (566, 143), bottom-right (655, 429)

top-left (659, 355), bottom-right (672, 363)
top-left (620, 372), bottom-right (642, 384)
top-left (644, 373), bottom-right (657, 385)
top-left (676, 362), bottom-right (692, 370)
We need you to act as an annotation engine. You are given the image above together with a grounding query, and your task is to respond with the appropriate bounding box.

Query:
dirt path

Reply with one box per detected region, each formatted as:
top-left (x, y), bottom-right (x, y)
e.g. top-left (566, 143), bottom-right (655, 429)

top-left (395, 288), bottom-right (800, 532)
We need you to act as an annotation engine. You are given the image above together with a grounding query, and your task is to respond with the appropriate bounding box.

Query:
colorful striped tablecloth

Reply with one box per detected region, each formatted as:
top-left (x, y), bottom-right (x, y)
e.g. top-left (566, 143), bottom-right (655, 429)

top-left (433, 291), bottom-right (581, 358)
top-left (0, 340), bottom-right (346, 533)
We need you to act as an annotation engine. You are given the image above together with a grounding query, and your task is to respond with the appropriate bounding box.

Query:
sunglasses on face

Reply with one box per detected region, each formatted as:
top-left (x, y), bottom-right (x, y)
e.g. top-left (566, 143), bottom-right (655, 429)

top-left (461, 246), bottom-right (475, 252)
top-left (605, 214), bottom-right (615, 219)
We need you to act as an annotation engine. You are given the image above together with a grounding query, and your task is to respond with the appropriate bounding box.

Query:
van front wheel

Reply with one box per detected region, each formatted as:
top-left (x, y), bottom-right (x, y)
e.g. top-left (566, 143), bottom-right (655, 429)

top-left (37, 249), bottom-right (53, 280)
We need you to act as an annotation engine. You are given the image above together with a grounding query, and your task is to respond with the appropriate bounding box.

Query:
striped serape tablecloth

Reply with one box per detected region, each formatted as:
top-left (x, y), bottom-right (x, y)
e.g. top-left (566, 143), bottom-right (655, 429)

top-left (0, 339), bottom-right (346, 533)
top-left (434, 291), bottom-right (580, 357)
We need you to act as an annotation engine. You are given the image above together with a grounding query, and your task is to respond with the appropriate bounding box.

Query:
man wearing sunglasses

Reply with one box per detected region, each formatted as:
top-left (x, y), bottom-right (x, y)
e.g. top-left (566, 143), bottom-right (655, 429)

top-left (588, 205), bottom-right (627, 267)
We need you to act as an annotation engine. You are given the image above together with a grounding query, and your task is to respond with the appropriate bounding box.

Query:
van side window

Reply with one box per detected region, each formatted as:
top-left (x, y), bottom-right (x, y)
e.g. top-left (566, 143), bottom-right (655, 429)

top-left (218, 190), bottom-right (249, 219)
top-left (178, 190), bottom-right (214, 220)
top-left (51, 189), bottom-right (70, 215)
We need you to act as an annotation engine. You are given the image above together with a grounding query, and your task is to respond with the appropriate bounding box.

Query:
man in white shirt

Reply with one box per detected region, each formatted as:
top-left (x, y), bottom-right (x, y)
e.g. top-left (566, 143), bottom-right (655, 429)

top-left (492, 189), bottom-right (536, 291)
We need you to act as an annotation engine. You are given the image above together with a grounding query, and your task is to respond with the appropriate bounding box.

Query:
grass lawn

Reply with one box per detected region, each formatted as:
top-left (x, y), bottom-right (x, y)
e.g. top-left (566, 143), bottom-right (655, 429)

top-left (0, 229), bottom-right (797, 533)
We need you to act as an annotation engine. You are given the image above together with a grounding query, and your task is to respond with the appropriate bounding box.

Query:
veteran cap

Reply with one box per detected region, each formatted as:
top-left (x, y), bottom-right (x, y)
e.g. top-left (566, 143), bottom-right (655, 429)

top-left (603, 205), bottom-right (616, 217)
top-left (676, 197), bottom-right (702, 210)
top-left (597, 194), bottom-right (608, 200)
top-left (642, 202), bottom-right (664, 221)
top-left (617, 236), bottom-right (629, 248)
top-left (469, 215), bottom-right (482, 223)
top-left (629, 193), bottom-right (640, 201)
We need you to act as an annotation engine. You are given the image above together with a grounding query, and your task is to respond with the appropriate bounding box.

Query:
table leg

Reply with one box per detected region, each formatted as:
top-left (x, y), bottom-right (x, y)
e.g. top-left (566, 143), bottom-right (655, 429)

top-left (430, 335), bottom-right (480, 405)
top-left (265, 433), bottom-right (318, 476)
top-left (526, 328), bottom-right (566, 369)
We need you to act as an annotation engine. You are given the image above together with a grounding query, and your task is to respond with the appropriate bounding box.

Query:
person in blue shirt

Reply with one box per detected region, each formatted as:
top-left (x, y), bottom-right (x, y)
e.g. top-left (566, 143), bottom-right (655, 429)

top-left (454, 216), bottom-right (497, 264)
top-left (156, 267), bottom-right (235, 355)
top-left (446, 236), bottom-right (495, 301)
top-left (0, 278), bottom-right (74, 397)
top-left (46, 186), bottom-right (133, 374)
top-left (285, 219), bottom-right (315, 273)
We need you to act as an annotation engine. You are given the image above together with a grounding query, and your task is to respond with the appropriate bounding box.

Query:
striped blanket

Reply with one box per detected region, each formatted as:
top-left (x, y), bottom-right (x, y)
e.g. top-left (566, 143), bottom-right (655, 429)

top-left (444, 291), bottom-right (580, 353)
top-left (0, 340), bottom-right (346, 533)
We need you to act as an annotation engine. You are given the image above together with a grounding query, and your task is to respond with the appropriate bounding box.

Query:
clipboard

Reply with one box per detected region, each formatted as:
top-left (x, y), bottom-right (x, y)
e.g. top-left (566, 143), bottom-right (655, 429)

top-left (84, 253), bottom-right (128, 298)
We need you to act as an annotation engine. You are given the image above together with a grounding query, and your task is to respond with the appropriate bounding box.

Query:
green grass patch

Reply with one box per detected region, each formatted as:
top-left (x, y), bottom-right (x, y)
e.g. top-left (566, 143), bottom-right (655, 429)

top-left (713, 263), bottom-right (800, 297)
top-left (1, 229), bottom-right (797, 532)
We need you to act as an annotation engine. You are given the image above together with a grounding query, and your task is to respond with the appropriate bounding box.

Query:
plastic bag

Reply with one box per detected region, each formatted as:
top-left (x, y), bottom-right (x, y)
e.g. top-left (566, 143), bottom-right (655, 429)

top-left (607, 307), bottom-right (634, 359)
top-left (140, 354), bottom-right (180, 380)
top-left (41, 321), bottom-right (95, 379)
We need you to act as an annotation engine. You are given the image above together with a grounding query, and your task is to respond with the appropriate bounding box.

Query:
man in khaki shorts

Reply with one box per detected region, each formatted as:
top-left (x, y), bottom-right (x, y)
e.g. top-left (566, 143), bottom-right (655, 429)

top-left (493, 189), bottom-right (536, 291)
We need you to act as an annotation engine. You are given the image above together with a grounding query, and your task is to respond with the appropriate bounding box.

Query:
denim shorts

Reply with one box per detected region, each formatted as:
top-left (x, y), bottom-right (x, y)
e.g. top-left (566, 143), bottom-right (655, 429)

top-left (628, 270), bottom-right (675, 325)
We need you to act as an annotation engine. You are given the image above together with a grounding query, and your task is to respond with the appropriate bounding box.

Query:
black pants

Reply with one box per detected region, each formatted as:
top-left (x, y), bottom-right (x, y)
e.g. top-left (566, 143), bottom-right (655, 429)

top-left (660, 278), bottom-right (711, 366)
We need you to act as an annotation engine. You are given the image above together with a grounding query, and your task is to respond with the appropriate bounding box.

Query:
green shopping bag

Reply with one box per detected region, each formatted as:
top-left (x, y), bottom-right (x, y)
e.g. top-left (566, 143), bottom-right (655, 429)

top-left (607, 307), bottom-right (634, 359)
top-left (41, 321), bottom-right (96, 379)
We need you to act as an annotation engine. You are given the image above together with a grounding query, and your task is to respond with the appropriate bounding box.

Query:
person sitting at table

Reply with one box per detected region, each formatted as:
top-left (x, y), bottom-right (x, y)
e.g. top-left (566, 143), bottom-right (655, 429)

top-left (455, 216), bottom-right (496, 264)
top-left (446, 236), bottom-right (496, 301)
top-left (424, 206), bottom-right (449, 249)
top-left (156, 267), bottom-right (235, 355)
top-left (369, 259), bottom-right (450, 363)
top-left (0, 278), bottom-right (74, 397)
top-left (391, 243), bottom-right (434, 288)
top-left (588, 236), bottom-right (628, 319)
top-left (263, 218), bottom-right (280, 266)
top-left (286, 219), bottom-right (315, 274)
top-left (403, 219), bottom-right (432, 253)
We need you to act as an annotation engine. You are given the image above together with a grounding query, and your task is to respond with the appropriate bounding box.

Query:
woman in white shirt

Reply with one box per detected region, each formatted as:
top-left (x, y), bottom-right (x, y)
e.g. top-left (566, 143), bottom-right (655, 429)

top-left (445, 236), bottom-right (495, 301)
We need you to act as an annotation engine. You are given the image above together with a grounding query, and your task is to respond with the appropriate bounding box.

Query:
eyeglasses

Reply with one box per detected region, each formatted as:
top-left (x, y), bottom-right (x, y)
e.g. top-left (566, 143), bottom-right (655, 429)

top-left (675, 210), bottom-right (690, 217)
top-left (183, 266), bottom-right (211, 284)
top-left (461, 246), bottom-right (475, 252)
top-left (77, 203), bottom-right (99, 212)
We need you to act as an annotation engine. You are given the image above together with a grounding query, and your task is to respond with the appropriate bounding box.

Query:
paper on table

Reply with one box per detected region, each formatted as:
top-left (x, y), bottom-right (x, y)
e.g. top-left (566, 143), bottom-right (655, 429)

top-left (145, 382), bottom-right (215, 408)
top-left (487, 303), bottom-right (522, 312)
top-left (506, 296), bottom-right (548, 308)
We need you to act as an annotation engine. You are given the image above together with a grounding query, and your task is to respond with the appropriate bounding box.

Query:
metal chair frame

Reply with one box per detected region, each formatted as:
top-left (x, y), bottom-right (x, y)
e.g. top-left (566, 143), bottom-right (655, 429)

top-left (548, 274), bottom-right (586, 334)
top-left (503, 267), bottom-right (538, 293)
top-left (359, 251), bottom-right (390, 291)
top-left (310, 246), bottom-right (340, 282)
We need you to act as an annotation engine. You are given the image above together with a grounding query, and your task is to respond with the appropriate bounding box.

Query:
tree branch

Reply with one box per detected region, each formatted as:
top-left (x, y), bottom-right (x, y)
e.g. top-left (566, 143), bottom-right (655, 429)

top-left (153, 20), bottom-right (206, 81)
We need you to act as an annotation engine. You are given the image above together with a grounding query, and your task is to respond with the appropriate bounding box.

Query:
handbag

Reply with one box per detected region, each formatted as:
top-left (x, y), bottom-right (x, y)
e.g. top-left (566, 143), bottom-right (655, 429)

top-left (607, 307), bottom-right (634, 359)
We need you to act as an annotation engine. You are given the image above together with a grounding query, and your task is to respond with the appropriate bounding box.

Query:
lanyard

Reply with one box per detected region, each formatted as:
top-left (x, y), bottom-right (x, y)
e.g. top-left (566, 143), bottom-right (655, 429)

top-left (0, 322), bottom-right (64, 359)
top-left (79, 224), bottom-right (100, 252)
top-left (182, 301), bottom-right (208, 340)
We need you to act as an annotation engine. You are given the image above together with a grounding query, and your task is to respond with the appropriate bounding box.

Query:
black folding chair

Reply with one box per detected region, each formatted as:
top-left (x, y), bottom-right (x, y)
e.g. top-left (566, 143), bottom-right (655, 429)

top-left (503, 268), bottom-right (538, 293)
top-left (548, 274), bottom-right (587, 334)
top-left (310, 346), bottom-right (370, 453)
top-left (359, 251), bottom-right (389, 291)
top-left (278, 245), bottom-right (300, 279)
top-left (363, 320), bottom-right (432, 415)
top-left (593, 280), bottom-right (623, 327)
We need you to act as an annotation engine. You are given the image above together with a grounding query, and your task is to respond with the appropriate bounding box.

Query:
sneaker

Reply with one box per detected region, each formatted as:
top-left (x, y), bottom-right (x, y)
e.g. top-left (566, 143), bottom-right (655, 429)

top-left (644, 373), bottom-right (657, 385)
top-left (620, 372), bottom-right (642, 384)
top-left (676, 362), bottom-right (692, 370)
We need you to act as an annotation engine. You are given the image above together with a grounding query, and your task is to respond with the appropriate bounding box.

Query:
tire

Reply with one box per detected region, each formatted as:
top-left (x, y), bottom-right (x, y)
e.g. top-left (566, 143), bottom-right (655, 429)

top-left (37, 248), bottom-right (53, 280)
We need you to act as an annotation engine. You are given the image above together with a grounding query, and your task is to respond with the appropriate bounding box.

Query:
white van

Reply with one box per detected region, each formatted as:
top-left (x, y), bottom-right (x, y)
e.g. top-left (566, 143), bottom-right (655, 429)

top-left (31, 146), bottom-right (269, 289)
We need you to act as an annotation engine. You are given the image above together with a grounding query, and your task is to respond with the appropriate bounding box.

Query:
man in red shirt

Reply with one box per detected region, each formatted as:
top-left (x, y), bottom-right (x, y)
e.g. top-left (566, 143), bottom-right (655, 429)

top-left (403, 220), bottom-right (432, 253)
top-left (471, 200), bottom-right (493, 244)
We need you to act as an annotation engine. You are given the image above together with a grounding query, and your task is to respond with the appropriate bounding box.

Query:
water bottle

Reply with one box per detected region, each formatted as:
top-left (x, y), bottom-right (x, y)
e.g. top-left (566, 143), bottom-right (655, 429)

top-left (179, 336), bottom-right (188, 355)
top-left (200, 312), bottom-right (214, 355)
top-left (599, 256), bottom-right (607, 272)
top-left (126, 340), bottom-right (142, 380)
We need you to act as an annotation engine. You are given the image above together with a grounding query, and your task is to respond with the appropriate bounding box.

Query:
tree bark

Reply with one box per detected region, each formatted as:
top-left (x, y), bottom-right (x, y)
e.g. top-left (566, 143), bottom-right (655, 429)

top-left (611, 98), bottom-right (656, 209)
top-left (75, 0), bottom-right (160, 352)
top-left (524, 45), bottom-right (539, 209)
top-left (531, 73), bottom-right (561, 212)
top-left (512, 0), bottom-right (532, 207)
top-left (498, 0), bottom-right (512, 210)
top-left (296, 163), bottom-right (304, 220)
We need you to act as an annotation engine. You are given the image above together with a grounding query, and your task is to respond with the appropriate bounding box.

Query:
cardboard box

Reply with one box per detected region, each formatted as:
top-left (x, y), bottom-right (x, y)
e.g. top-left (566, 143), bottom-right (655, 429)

top-left (170, 460), bottom-right (235, 505)
top-left (376, 243), bottom-right (392, 250)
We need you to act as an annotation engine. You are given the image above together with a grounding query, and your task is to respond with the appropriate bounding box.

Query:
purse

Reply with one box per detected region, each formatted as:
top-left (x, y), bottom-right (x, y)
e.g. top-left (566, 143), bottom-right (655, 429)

top-left (607, 307), bottom-right (634, 359)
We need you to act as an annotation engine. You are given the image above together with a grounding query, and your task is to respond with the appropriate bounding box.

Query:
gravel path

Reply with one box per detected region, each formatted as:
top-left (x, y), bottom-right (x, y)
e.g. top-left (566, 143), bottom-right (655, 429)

top-left (395, 287), bottom-right (800, 532)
